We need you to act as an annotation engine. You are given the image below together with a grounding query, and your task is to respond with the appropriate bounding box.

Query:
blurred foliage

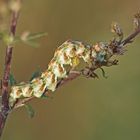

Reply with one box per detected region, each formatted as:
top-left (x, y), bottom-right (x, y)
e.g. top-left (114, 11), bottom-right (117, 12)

top-left (24, 104), bottom-right (35, 118)
top-left (0, 0), bottom-right (140, 140)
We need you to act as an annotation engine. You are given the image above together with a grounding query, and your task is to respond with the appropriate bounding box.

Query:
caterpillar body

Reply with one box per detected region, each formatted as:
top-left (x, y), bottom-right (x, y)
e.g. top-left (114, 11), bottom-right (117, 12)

top-left (9, 40), bottom-right (113, 105)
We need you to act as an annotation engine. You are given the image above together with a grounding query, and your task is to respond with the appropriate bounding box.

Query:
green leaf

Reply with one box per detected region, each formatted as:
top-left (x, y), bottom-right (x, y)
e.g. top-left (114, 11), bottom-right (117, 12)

top-left (23, 40), bottom-right (40, 48)
top-left (0, 31), bottom-right (15, 45)
top-left (25, 104), bottom-right (35, 118)
top-left (100, 67), bottom-right (108, 79)
top-left (13, 32), bottom-right (48, 47)
top-left (26, 32), bottom-right (48, 41)
top-left (30, 70), bottom-right (42, 81)
top-left (40, 94), bottom-right (49, 99)
top-left (9, 73), bottom-right (17, 86)
top-left (41, 94), bottom-right (54, 100)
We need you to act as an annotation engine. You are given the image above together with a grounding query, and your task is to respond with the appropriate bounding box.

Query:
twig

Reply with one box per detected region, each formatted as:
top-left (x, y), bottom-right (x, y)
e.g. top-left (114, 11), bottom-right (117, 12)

top-left (121, 28), bottom-right (140, 45)
top-left (13, 27), bottom-right (140, 110)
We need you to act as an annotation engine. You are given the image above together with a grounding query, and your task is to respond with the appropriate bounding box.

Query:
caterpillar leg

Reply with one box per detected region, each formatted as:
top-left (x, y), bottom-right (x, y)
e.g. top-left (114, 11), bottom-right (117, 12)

top-left (81, 59), bottom-right (118, 78)
top-left (103, 59), bottom-right (118, 67)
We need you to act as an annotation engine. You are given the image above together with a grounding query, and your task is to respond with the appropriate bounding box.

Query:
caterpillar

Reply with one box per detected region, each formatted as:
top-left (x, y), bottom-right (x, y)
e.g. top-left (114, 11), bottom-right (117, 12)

top-left (9, 40), bottom-right (115, 106)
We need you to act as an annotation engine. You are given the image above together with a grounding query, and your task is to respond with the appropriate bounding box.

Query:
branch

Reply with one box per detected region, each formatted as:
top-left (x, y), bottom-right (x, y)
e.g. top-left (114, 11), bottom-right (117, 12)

top-left (13, 26), bottom-right (140, 109)
top-left (0, 5), bottom-right (20, 138)
top-left (122, 28), bottom-right (140, 45)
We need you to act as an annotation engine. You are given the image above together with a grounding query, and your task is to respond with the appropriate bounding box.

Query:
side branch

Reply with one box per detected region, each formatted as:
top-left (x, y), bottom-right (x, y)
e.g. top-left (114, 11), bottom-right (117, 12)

top-left (122, 28), bottom-right (140, 45)
top-left (13, 27), bottom-right (140, 110)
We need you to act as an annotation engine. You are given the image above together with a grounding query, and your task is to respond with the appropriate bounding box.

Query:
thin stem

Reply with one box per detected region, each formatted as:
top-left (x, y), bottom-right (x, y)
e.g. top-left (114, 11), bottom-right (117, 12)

top-left (0, 11), bottom-right (19, 138)
top-left (121, 27), bottom-right (140, 45)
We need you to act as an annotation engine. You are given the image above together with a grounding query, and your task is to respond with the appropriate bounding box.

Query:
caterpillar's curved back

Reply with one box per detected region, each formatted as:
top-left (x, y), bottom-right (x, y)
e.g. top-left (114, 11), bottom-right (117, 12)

top-left (9, 40), bottom-right (113, 105)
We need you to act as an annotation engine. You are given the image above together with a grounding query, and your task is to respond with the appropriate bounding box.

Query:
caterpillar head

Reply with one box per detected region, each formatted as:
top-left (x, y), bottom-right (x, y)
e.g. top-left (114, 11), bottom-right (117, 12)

top-left (91, 43), bottom-right (108, 63)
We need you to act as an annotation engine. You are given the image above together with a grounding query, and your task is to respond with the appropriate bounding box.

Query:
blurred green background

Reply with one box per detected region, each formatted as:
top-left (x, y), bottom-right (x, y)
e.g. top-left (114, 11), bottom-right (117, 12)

top-left (1, 0), bottom-right (140, 140)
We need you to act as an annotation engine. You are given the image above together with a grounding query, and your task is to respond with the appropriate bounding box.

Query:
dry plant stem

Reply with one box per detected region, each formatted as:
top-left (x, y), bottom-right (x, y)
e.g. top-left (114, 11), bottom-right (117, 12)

top-left (0, 11), bottom-right (19, 137)
top-left (122, 27), bottom-right (140, 45)
top-left (13, 27), bottom-right (140, 110)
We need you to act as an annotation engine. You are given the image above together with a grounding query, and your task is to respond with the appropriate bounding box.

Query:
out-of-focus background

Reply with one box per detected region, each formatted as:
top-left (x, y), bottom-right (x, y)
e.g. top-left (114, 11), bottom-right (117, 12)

top-left (0, 0), bottom-right (140, 140)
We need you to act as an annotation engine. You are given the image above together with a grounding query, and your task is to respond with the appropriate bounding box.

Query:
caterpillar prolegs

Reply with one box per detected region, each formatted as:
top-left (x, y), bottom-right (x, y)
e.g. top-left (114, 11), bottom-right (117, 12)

top-left (9, 40), bottom-right (115, 106)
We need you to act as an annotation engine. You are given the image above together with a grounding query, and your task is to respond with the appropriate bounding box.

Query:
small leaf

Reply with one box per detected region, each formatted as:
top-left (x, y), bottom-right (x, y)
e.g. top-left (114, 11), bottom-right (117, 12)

top-left (30, 70), bottom-right (42, 81)
top-left (0, 31), bottom-right (15, 44)
top-left (40, 94), bottom-right (49, 99)
top-left (3, 33), bottom-right (14, 45)
top-left (13, 31), bottom-right (48, 47)
top-left (100, 67), bottom-right (108, 79)
top-left (26, 32), bottom-right (48, 41)
top-left (25, 104), bottom-right (35, 118)
top-left (23, 40), bottom-right (40, 48)
top-left (41, 94), bottom-right (54, 100)
top-left (9, 73), bottom-right (17, 86)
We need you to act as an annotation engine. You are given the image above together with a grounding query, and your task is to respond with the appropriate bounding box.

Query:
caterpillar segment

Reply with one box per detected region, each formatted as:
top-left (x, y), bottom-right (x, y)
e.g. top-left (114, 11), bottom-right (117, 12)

top-left (9, 40), bottom-right (111, 106)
